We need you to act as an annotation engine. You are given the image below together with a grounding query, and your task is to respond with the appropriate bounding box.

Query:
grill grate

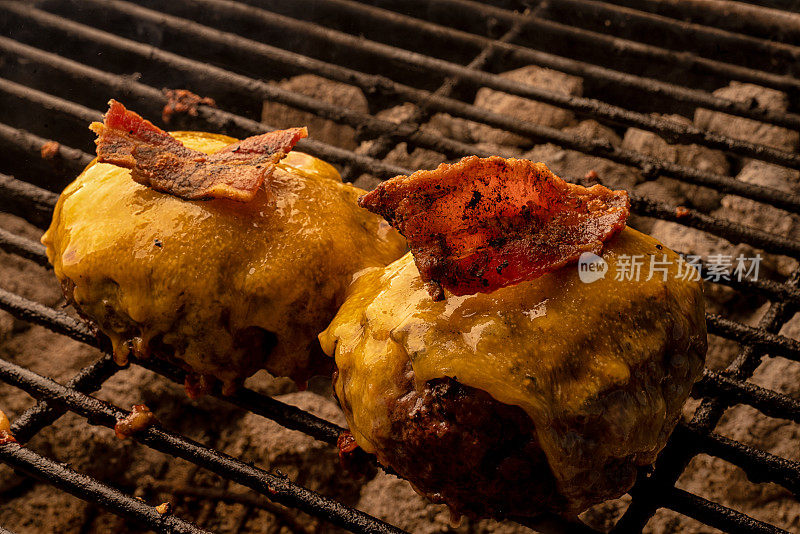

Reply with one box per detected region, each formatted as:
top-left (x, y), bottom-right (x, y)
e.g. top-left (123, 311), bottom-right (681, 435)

top-left (0, 1), bottom-right (799, 533)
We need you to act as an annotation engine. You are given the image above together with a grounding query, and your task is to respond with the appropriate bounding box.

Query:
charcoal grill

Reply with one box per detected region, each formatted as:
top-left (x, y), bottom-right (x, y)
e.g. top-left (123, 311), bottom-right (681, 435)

top-left (0, 0), bottom-right (799, 532)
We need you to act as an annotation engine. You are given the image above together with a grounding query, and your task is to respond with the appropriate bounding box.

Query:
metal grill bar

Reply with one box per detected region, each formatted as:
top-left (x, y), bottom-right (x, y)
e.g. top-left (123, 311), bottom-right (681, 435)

top-left (4, 72), bottom-right (799, 263)
top-left (4, 239), bottom-right (800, 531)
top-left (685, 255), bottom-right (800, 307)
top-left (0, 173), bottom-right (60, 229)
top-left (0, 286), bottom-right (94, 346)
top-left (8, 168), bottom-right (800, 318)
top-left (0, 122), bottom-right (91, 182)
top-left (11, 225), bottom-right (800, 366)
top-left (141, 481), bottom-right (317, 534)
top-left (662, 487), bottom-right (789, 534)
top-left (733, 1), bottom-right (800, 13)
top-left (675, 424), bottom-right (800, 494)
top-left (10, 355), bottom-right (120, 444)
top-left (705, 315), bottom-right (800, 362)
top-left (624, 196), bottom-right (800, 259)
top-left (0, 227), bottom-right (48, 267)
top-left (132, 0), bottom-right (800, 167)
top-left (696, 370), bottom-right (800, 425)
top-left (0, 286), bottom-right (347, 450)
top-left (11, 1), bottom-right (800, 172)
top-left (542, 0), bottom-right (800, 73)
top-left (0, 59), bottom-right (407, 180)
top-left (397, 0), bottom-right (800, 93)
top-left (0, 442), bottom-right (214, 534)
top-left (4, 25), bottom-right (798, 215)
top-left (130, 355), bottom-right (344, 447)
top-left (339, 4), bottom-right (528, 181)
top-left (614, 269), bottom-right (800, 531)
top-left (28, 1), bottom-right (800, 215)
top-left (260, 0), bottom-right (800, 129)
top-left (0, 1), bottom-right (799, 532)
top-left (0, 356), bottom-right (409, 534)
top-left (606, 0), bottom-right (800, 44)
top-left (2, 242), bottom-right (799, 533)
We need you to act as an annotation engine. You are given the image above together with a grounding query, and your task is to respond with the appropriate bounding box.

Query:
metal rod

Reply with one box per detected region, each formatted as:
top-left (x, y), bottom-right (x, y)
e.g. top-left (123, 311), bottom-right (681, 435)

top-left (408, 0), bottom-right (800, 93)
top-left (696, 369), bottom-right (800, 425)
top-left (340, 6), bottom-right (527, 181)
top-left (142, 480), bottom-right (316, 534)
top-left (706, 314), bottom-right (800, 362)
top-left (0, 171), bottom-right (59, 230)
top-left (614, 268), bottom-right (800, 532)
top-left (0, 227), bottom-right (49, 267)
top-left (287, 0), bottom-right (800, 129)
top-left (663, 486), bottom-right (790, 534)
top-left (127, 354), bottom-right (344, 447)
top-left (10, 355), bottom-right (120, 444)
top-left (541, 0), bottom-right (800, 72)
top-left (0, 121), bottom-right (91, 177)
top-left (3, 31), bottom-right (799, 217)
top-left (0, 286), bottom-right (95, 345)
top-left (591, 0), bottom-right (800, 47)
top-left (627, 196), bottom-right (800, 259)
top-left (8, 1), bottom-right (800, 172)
top-left (3, 260), bottom-right (800, 426)
top-left (676, 424), bottom-right (800, 494)
top-left (0, 357), bottom-right (408, 534)
top-left (5, 69), bottom-right (798, 262)
top-left (0, 442), bottom-right (214, 534)
top-left (27, 2), bottom-right (799, 212)
top-left (0, 284), bottom-right (345, 447)
top-left (124, 0), bottom-right (800, 166)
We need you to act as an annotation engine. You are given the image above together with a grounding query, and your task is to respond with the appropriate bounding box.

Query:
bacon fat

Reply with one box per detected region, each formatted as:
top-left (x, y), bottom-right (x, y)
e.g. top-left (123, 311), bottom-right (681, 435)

top-left (360, 156), bottom-right (630, 300)
top-left (90, 100), bottom-right (307, 202)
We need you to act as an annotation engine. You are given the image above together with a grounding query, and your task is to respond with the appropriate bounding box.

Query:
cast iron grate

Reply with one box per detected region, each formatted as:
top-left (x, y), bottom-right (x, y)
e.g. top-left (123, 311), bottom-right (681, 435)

top-left (0, 0), bottom-right (799, 532)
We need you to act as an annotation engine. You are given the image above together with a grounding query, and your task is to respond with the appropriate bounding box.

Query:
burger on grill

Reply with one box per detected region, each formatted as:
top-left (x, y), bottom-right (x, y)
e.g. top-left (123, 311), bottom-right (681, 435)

top-left (319, 156), bottom-right (707, 519)
top-left (42, 100), bottom-right (406, 396)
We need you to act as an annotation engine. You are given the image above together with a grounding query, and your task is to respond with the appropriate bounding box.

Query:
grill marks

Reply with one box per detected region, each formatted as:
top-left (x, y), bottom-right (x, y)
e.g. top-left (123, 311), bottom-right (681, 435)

top-left (90, 100), bottom-right (307, 202)
top-left (360, 156), bottom-right (630, 299)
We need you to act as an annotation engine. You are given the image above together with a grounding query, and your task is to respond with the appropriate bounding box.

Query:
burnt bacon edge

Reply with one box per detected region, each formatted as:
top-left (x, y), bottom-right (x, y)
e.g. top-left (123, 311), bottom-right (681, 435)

top-left (90, 100), bottom-right (307, 203)
top-left (359, 156), bottom-right (630, 300)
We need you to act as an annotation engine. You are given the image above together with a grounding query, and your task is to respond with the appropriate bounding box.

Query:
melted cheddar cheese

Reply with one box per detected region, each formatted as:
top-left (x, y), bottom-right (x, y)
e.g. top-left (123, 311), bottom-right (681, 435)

top-left (320, 227), bottom-right (706, 512)
top-left (43, 132), bottom-right (407, 390)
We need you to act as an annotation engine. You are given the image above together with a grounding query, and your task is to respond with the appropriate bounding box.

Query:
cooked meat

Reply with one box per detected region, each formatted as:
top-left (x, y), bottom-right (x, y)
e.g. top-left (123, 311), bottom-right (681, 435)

top-left (0, 409), bottom-right (14, 445)
top-left (321, 158), bottom-right (706, 519)
top-left (374, 371), bottom-right (563, 518)
top-left (161, 89), bottom-right (216, 124)
top-left (114, 404), bottom-right (157, 440)
top-left (39, 141), bottom-right (60, 160)
top-left (91, 100), bottom-right (307, 202)
top-left (359, 156), bottom-right (629, 299)
top-left (43, 104), bottom-right (407, 394)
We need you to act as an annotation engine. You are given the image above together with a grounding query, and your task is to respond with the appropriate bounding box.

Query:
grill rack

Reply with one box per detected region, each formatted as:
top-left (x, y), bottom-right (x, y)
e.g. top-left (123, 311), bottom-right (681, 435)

top-left (0, 0), bottom-right (798, 532)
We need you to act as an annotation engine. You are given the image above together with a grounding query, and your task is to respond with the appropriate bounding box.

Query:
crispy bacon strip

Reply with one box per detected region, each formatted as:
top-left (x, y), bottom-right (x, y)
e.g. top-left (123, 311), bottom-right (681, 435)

top-left (90, 100), bottom-right (307, 202)
top-left (360, 156), bottom-right (630, 300)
